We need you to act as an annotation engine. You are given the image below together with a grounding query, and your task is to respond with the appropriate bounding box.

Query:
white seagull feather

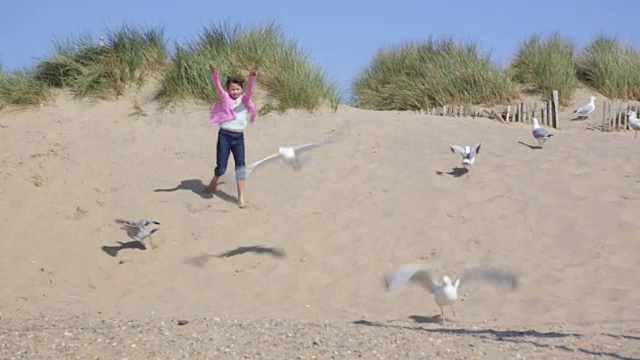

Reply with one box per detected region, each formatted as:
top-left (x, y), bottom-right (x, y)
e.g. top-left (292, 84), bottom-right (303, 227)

top-left (384, 264), bottom-right (519, 323)
top-left (573, 96), bottom-right (596, 118)
top-left (627, 111), bottom-right (640, 138)
top-left (245, 137), bottom-right (333, 176)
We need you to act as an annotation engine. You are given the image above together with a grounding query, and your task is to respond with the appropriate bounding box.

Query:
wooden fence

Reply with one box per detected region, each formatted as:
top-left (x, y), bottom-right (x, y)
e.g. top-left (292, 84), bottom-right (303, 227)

top-left (418, 90), bottom-right (561, 129)
top-left (600, 102), bottom-right (640, 132)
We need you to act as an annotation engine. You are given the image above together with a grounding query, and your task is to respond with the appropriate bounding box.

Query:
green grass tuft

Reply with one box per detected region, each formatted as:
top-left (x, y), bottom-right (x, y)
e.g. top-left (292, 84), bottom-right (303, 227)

top-left (34, 23), bottom-right (168, 99)
top-left (352, 37), bottom-right (516, 110)
top-left (0, 69), bottom-right (52, 107)
top-left (510, 32), bottom-right (577, 106)
top-left (576, 35), bottom-right (640, 101)
top-left (157, 21), bottom-right (340, 113)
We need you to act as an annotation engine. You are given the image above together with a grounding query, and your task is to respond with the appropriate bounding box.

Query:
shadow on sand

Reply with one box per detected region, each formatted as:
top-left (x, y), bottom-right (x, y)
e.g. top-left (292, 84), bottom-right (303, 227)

top-left (353, 318), bottom-right (637, 360)
top-left (154, 179), bottom-right (239, 204)
top-left (447, 167), bottom-right (469, 178)
top-left (101, 241), bottom-right (146, 257)
top-left (517, 141), bottom-right (542, 150)
top-left (182, 245), bottom-right (287, 267)
top-left (154, 179), bottom-right (214, 199)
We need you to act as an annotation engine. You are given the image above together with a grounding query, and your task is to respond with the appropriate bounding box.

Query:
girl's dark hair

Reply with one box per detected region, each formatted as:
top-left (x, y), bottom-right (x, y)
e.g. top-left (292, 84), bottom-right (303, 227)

top-left (226, 76), bottom-right (245, 89)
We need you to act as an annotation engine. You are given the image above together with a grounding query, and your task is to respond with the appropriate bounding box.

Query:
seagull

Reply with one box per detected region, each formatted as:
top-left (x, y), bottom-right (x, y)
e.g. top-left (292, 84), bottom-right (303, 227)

top-left (114, 218), bottom-right (160, 249)
top-left (115, 219), bottom-right (160, 228)
top-left (627, 111), bottom-right (640, 138)
top-left (384, 264), bottom-right (519, 323)
top-left (450, 142), bottom-right (482, 177)
top-left (532, 118), bottom-right (553, 148)
top-left (245, 137), bottom-right (333, 176)
top-left (98, 36), bottom-right (106, 48)
top-left (573, 96), bottom-right (596, 119)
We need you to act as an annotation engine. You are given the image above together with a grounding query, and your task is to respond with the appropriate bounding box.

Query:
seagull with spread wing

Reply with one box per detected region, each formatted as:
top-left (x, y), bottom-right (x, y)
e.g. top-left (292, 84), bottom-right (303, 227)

top-left (244, 137), bottom-right (333, 176)
top-left (450, 142), bottom-right (482, 177)
top-left (114, 218), bottom-right (160, 249)
top-left (384, 264), bottom-right (519, 323)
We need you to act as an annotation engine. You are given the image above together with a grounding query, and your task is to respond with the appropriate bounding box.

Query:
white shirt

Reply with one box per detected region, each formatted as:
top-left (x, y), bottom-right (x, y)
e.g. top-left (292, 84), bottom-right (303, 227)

top-left (220, 96), bottom-right (249, 131)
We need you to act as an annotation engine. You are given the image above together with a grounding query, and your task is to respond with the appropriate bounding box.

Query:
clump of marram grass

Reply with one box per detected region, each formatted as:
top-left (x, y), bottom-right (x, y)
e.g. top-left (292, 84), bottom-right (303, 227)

top-left (0, 69), bottom-right (52, 107)
top-left (510, 32), bottom-right (577, 106)
top-left (352, 37), bottom-right (516, 110)
top-left (34, 23), bottom-right (168, 99)
top-left (157, 21), bottom-right (340, 113)
top-left (576, 35), bottom-right (640, 100)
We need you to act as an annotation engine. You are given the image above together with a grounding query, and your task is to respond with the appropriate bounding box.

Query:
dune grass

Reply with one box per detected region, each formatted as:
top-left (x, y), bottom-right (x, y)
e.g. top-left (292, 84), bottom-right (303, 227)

top-left (352, 37), bottom-right (516, 110)
top-left (510, 33), bottom-right (577, 106)
top-left (576, 35), bottom-right (640, 101)
top-left (33, 23), bottom-right (168, 99)
top-left (157, 21), bottom-right (340, 113)
top-left (0, 68), bottom-right (52, 107)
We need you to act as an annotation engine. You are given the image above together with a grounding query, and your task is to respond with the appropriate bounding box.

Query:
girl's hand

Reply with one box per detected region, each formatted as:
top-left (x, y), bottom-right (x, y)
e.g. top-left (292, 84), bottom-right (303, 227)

top-left (208, 64), bottom-right (216, 73)
top-left (249, 65), bottom-right (258, 76)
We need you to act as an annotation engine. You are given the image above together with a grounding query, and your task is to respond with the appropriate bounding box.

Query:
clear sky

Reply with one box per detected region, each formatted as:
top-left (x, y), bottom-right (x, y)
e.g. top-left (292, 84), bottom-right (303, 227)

top-left (1, 0), bottom-right (638, 97)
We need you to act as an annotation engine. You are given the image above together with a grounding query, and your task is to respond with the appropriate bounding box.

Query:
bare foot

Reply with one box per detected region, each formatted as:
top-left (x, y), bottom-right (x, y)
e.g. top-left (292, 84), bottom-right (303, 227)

top-left (205, 177), bottom-right (218, 193)
top-left (238, 197), bottom-right (247, 208)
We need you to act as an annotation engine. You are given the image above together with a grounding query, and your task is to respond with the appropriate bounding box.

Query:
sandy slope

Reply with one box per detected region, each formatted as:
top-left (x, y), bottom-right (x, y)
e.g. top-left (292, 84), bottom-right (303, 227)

top-left (0, 89), bottom-right (639, 359)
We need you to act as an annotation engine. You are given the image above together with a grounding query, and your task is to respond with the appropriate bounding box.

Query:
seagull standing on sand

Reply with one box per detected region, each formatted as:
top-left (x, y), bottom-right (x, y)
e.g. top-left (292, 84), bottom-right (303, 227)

top-left (450, 142), bottom-right (482, 177)
top-left (573, 96), bottom-right (596, 119)
top-left (627, 111), bottom-right (640, 138)
top-left (532, 118), bottom-right (553, 148)
top-left (384, 264), bottom-right (519, 323)
top-left (244, 138), bottom-right (333, 176)
top-left (114, 218), bottom-right (160, 249)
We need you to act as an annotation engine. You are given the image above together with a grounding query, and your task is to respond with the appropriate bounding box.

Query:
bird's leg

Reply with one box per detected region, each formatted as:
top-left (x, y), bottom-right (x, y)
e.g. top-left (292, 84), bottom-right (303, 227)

top-left (440, 306), bottom-right (446, 324)
top-left (451, 304), bottom-right (459, 319)
top-left (635, 131), bottom-right (638, 138)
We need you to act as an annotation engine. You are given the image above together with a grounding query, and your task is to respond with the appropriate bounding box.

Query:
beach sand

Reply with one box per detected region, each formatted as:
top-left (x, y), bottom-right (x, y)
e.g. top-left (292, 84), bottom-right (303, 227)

top-left (0, 87), bottom-right (639, 359)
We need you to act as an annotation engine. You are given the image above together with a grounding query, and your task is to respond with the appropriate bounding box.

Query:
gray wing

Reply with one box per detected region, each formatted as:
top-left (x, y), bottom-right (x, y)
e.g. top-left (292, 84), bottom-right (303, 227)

top-left (293, 138), bottom-right (333, 154)
top-left (471, 142), bottom-right (482, 155)
top-left (574, 103), bottom-right (594, 114)
top-left (532, 128), bottom-right (550, 139)
top-left (450, 146), bottom-right (466, 155)
top-left (245, 152), bottom-right (281, 175)
top-left (384, 264), bottom-right (437, 294)
top-left (115, 218), bottom-right (138, 228)
top-left (459, 265), bottom-right (519, 290)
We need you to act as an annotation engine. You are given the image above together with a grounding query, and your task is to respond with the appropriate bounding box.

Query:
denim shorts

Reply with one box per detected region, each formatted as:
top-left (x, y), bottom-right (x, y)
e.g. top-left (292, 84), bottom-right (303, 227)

top-left (214, 128), bottom-right (246, 180)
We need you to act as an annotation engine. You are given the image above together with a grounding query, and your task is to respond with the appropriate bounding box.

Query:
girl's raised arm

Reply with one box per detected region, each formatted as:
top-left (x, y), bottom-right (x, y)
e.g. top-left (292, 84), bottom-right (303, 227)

top-left (243, 65), bottom-right (258, 100)
top-left (209, 64), bottom-right (227, 99)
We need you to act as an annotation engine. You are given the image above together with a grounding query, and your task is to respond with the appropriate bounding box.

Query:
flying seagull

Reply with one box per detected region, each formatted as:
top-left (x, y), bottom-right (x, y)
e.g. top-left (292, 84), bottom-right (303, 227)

top-left (532, 118), bottom-right (553, 148)
top-left (115, 219), bottom-right (160, 228)
top-left (245, 137), bottom-right (333, 176)
top-left (114, 218), bottom-right (160, 249)
top-left (384, 264), bottom-right (519, 323)
top-left (627, 111), bottom-right (640, 138)
top-left (450, 142), bottom-right (482, 177)
top-left (573, 96), bottom-right (596, 119)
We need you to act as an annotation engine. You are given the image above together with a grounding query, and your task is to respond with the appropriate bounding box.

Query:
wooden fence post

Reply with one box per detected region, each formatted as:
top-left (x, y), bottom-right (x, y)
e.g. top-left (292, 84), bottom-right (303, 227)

top-left (552, 90), bottom-right (559, 129)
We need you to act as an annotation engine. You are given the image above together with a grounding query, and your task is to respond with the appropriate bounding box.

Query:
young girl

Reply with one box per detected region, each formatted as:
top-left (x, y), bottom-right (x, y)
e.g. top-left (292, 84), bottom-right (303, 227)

top-left (205, 63), bottom-right (258, 208)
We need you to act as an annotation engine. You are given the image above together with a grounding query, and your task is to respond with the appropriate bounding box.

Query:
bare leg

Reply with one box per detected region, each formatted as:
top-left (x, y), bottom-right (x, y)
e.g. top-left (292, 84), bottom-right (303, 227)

top-left (205, 176), bottom-right (219, 193)
top-left (440, 306), bottom-right (446, 324)
top-left (237, 179), bottom-right (246, 208)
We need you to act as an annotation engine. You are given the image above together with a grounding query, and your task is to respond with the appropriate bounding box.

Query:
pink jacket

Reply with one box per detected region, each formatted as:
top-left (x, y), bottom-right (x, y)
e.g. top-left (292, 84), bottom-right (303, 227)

top-left (209, 71), bottom-right (257, 126)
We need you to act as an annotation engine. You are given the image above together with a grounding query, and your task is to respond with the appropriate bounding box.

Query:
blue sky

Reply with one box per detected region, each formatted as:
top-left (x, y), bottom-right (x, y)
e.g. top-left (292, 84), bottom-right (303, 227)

top-left (1, 0), bottom-right (638, 97)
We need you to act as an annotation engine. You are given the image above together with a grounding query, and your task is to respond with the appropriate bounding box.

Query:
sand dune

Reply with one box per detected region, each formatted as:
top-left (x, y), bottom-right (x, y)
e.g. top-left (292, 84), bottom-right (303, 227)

top-left (0, 89), bottom-right (639, 358)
